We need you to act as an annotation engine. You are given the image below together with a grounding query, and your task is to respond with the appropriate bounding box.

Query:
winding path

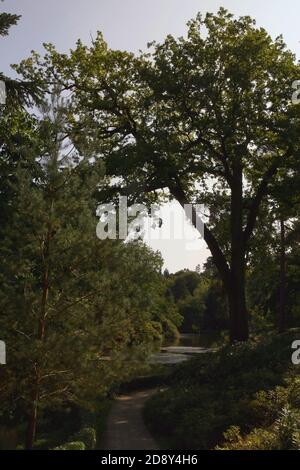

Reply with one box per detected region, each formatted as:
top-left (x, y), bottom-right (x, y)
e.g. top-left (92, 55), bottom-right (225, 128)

top-left (103, 389), bottom-right (159, 450)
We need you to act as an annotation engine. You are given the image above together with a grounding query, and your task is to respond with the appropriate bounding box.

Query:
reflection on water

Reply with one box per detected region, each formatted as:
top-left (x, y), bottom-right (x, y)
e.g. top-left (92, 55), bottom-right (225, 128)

top-left (149, 333), bottom-right (219, 365)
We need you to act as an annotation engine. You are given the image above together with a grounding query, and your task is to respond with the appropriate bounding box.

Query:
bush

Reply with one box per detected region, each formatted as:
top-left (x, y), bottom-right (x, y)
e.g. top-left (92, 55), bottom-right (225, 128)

top-left (217, 365), bottom-right (300, 449)
top-left (144, 331), bottom-right (300, 449)
top-left (73, 427), bottom-right (96, 450)
top-left (54, 441), bottom-right (85, 450)
top-left (50, 398), bottom-right (111, 450)
top-left (217, 426), bottom-right (279, 450)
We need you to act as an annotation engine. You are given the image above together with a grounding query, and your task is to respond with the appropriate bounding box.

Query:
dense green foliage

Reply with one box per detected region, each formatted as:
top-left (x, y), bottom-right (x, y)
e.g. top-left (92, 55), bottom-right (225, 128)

top-left (0, 10), bottom-right (180, 449)
top-left (144, 331), bottom-right (300, 449)
top-left (1, 4), bottom-right (300, 451)
top-left (168, 247), bottom-right (300, 336)
top-left (166, 264), bottom-right (228, 333)
top-left (0, 104), bottom-right (178, 446)
top-left (17, 8), bottom-right (300, 341)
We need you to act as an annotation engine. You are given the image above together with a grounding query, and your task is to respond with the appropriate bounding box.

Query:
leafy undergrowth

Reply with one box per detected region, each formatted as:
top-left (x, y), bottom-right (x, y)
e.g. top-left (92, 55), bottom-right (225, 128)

top-left (144, 330), bottom-right (300, 450)
top-left (50, 399), bottom-right (112, 450)
top-left (8, 398), bottom-right (112, 450)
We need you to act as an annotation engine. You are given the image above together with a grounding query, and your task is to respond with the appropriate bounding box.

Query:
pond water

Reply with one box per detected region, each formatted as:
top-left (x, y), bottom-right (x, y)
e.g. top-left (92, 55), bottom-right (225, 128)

top-left (149, 333), bottom-right (219, 365)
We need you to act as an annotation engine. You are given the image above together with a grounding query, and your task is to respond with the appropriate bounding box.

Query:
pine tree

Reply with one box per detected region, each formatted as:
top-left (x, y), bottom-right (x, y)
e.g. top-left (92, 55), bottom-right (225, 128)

top-left (0, 95), bottom-right (175, 448)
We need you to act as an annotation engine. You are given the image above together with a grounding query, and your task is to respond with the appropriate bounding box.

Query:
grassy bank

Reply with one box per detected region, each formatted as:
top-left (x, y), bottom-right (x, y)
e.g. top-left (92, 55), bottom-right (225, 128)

top-left (144, 330), bottom-right (300, 450)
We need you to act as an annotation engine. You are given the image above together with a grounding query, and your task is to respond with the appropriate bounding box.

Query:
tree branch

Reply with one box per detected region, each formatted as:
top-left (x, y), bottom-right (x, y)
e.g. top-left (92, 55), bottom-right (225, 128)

top-left (168, 181), bottom-right (231, 290)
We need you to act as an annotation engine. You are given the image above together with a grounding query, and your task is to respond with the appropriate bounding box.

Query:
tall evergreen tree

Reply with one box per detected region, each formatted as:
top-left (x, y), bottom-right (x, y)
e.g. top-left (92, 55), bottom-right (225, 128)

top-left (0, 95), bottom-right (175, 448)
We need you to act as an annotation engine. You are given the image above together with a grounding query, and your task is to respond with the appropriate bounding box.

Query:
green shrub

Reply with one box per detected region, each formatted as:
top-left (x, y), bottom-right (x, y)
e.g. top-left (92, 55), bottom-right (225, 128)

top-left (54, 441), bottom-right (85, 450)
top-left (275, 405), bottom-right (300, 449)
top-left (73, 427), bottom-right (96, 450)
top-left (219, 376), bottom-right (300, 450)
top-left (217, 426), bottom-right (279, 450)
top-left (144, 331), bottom-right (300, 449)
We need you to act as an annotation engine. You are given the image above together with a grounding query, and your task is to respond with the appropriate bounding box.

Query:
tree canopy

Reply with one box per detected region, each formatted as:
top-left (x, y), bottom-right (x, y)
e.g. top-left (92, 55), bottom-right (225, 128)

top-left (17, 8), bottom-right (300, 341)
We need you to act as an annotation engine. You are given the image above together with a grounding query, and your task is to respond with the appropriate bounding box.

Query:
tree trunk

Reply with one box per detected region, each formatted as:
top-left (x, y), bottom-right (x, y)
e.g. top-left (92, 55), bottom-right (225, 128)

top-left (229, 159), bottom-right (249, 342)
top-left (25, 383), bottom-right (39, 450)
top-left (278, 217), bottom-right (286, 333)
top-left (170, 175), bottom-right (249, 342)
top-left (25, 230), bottom-right (50, 449)
top-left (228, 262), bottom-right (249, 342)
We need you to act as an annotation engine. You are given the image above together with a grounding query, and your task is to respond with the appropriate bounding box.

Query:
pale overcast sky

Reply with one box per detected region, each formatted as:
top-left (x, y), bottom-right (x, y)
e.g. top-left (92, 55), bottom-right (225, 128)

top-left (1, 1), bottom-right (299, 272)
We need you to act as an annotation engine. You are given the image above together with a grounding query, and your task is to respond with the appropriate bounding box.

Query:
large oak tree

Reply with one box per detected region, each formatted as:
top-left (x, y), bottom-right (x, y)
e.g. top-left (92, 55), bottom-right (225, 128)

top-left (18, 9), bottom-right (300, 341)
